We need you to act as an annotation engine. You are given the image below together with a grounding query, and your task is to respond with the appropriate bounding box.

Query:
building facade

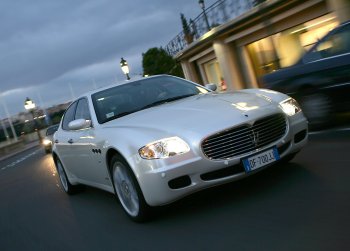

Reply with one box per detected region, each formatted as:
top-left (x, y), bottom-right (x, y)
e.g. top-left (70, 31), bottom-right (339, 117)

top-left (167, 0), bottom-right (350, 91)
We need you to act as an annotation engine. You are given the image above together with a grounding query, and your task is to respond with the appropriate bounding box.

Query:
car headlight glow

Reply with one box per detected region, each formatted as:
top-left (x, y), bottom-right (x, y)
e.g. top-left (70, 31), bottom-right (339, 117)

top-left (139, 137), bottom-right (190, 159)
top-left (280, 98), bottom-right (301, 116)
top-left (43, 139), bottom-right (52, 146)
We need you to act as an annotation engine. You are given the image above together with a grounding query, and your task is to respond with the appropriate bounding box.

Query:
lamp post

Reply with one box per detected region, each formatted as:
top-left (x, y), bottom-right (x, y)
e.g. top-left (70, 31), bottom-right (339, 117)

top-left (24, 97), bottom-right (42, 143)
top-left (120, 57), bottom-right (130, 80)
top-left (198, 0), bottom-right (211, 31)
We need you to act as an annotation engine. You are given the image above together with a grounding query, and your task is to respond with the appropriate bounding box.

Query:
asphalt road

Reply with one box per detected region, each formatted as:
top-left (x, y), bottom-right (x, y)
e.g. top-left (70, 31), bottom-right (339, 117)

top-left (1, 130), bottom-right (349, 251)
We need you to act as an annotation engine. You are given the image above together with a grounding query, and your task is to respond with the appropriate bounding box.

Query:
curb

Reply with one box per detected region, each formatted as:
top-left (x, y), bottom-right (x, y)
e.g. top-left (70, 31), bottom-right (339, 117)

top-left (0, 142), bottom-right (40, 162)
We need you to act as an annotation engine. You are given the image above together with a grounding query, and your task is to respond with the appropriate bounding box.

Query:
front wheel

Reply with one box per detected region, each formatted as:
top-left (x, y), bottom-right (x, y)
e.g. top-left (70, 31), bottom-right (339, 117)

top-left (299, 93), bottom-right (331, 127)
top-left (111, 155), bottom-right (150, 222)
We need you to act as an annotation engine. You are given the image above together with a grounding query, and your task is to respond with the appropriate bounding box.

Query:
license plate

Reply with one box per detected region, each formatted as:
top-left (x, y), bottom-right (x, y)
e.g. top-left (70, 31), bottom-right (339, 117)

top-left (242, 148), bottom-right (280, 172)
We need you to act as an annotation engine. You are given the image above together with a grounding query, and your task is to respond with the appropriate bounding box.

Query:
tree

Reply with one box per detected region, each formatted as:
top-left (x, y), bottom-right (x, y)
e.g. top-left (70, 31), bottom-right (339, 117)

top-left (181, 13), bottom-right (191, 36)
top-left (142, 47), bottom-right (184, 77)
top-left (180, 13), bottom-right (193, 44)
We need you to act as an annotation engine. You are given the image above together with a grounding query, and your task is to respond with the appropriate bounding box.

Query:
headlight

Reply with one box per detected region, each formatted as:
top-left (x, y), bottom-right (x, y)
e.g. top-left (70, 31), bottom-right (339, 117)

top-left (43, 139), bottom-right (52, 146)
top-left (280, 98), bottom-right (301, 116)
top-left (139, 137), bottom-right (190, 159)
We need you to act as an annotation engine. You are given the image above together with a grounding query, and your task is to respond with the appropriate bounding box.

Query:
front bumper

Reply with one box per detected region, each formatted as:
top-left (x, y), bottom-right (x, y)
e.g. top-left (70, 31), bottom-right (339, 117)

top-left (131, 113), bottom-right (308, 207)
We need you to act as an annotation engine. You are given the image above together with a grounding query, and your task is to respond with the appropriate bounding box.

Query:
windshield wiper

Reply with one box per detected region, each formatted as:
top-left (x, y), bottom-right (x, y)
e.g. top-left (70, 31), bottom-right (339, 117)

top-left (141, 94), bottom-right (197, 110)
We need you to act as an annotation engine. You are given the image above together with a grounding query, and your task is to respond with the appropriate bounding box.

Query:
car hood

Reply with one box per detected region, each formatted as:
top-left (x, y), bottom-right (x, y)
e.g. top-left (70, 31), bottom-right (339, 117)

top-left (101, 91), bottom-right (281, 138)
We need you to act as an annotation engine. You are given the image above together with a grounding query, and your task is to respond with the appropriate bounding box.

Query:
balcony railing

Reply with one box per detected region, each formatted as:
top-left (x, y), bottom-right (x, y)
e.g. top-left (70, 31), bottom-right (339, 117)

top-left (165, 0), bottom-right (266, 57)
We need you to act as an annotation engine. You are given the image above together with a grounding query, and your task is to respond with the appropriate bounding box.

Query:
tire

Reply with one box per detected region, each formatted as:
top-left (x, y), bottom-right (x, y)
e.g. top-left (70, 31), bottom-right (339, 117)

top-left (55, 158), bottom-right (79, 195)
top-left (299, 93), bottom-right (331, 127)
top-left (110, 155), bottom-right (150, 222)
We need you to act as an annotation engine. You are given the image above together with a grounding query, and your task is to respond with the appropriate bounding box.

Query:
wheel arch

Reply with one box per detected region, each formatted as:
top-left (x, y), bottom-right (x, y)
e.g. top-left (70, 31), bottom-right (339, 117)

top-left (106, 147), bottom-right (150, 210)
top-left (105, 147), bottom-right (138, 186)
top-left (106, 148), bottom-right (123, 175)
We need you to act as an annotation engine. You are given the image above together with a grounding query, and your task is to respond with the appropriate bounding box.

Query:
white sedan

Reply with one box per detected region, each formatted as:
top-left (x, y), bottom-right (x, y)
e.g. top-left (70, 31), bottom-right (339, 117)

top-left (52, 75), bottom-right (308, 221)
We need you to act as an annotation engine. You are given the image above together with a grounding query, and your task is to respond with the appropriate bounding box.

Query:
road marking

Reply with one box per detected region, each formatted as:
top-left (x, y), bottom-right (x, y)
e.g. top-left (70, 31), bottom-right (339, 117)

top-left (1, 149), bottom-right (41, 171)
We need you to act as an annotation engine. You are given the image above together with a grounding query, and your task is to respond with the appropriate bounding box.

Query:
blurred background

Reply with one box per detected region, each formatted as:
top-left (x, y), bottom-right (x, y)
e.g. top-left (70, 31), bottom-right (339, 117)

top-left (1, 0), bottom-right (349, 150)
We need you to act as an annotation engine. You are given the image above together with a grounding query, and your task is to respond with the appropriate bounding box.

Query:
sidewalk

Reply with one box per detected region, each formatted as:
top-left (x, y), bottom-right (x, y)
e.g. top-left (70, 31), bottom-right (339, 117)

top-left (0, 141), bottom-right (40, 162)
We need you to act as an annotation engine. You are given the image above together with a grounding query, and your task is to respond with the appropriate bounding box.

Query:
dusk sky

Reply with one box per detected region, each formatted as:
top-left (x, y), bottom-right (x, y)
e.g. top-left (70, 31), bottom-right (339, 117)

top-left (0, 0), bottom-right (217, 118)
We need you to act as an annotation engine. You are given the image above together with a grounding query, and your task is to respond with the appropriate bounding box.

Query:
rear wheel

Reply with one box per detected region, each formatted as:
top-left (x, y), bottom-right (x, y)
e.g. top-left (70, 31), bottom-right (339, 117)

top-left (55, 158), bottom-right (79, 194)
top-left (111, 155), bottom-right (150, 222)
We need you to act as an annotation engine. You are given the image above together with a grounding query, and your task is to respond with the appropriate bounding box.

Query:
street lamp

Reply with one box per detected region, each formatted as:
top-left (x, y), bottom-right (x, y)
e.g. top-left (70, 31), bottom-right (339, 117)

top-left (198, 0), bottom-right (211, 31)
top-left (24, 97), bottom-right (42, 143)
top-left (120, 57), bottom-right (130, 80)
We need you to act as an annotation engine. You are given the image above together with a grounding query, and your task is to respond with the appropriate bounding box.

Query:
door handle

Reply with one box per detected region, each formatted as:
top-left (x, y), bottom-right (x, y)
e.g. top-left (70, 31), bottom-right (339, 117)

top-left (68, 139), bottom-right (74, 144)
top-left (55, 139), bottom-right (59, 143)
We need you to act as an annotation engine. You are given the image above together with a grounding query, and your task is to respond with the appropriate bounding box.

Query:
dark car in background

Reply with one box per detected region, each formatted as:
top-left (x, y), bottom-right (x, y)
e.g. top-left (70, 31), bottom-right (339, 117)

top-left (262, 21), bottom-right (350, 128)
top-left (43, 124), bottom-right (59, 153)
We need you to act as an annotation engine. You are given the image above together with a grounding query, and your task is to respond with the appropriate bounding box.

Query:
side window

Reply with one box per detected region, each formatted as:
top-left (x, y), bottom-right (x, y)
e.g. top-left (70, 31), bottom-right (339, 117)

top-left (75, 98), bottom-right (91, 121)
top-left (304, 25), bottom-right (350, 63)
top-left (62, 102), bottom-right (78, 130)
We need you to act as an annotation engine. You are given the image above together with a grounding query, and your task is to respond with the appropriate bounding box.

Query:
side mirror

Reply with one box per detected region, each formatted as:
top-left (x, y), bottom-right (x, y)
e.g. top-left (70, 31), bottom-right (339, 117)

top-left (68, 119), bottom-right (91, 130)
top-left (205, 83), bottom-right (217, 91)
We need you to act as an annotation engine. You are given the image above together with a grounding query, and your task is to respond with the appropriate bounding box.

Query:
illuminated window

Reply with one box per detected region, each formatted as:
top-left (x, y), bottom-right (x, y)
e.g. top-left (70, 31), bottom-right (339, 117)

top-left (247, 37), bottom-right (280, 77)
top-left (304, 23), bottom-right (350, 62)
top-left (246, 14), bottom-right (339, 79)
top-left (203, 59), bottom-right (222, 84)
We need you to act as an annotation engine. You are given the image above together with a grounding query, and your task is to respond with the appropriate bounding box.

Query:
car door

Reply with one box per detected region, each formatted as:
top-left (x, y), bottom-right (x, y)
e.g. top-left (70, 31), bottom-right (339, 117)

top-left (64, 98), bottom-right (95, 182)
top-left (70, 98), bottom-right (110, 186)
top-left (55, 98), bottom-right (96, 182)
top-left (54, 101), bottom-right (79, 178)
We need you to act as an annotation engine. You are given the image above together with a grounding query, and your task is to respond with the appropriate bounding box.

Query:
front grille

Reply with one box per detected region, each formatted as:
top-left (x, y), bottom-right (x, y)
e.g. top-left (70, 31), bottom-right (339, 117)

top-left (202, 113), bottom-right (287, 160)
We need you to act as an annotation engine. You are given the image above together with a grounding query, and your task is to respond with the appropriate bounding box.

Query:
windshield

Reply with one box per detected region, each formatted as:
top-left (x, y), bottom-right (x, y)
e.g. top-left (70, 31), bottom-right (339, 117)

top-left (46, 125), bottom-right (59, 136)
top-left (92, 76), bottom-right (209, 124)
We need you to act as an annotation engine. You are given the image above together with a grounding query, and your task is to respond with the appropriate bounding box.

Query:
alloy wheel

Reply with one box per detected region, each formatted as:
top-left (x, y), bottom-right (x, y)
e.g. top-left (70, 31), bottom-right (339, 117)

top-left (113, 161), bottom-right (140, 217)
top-left (57, 160), bottom-right (69, 192)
